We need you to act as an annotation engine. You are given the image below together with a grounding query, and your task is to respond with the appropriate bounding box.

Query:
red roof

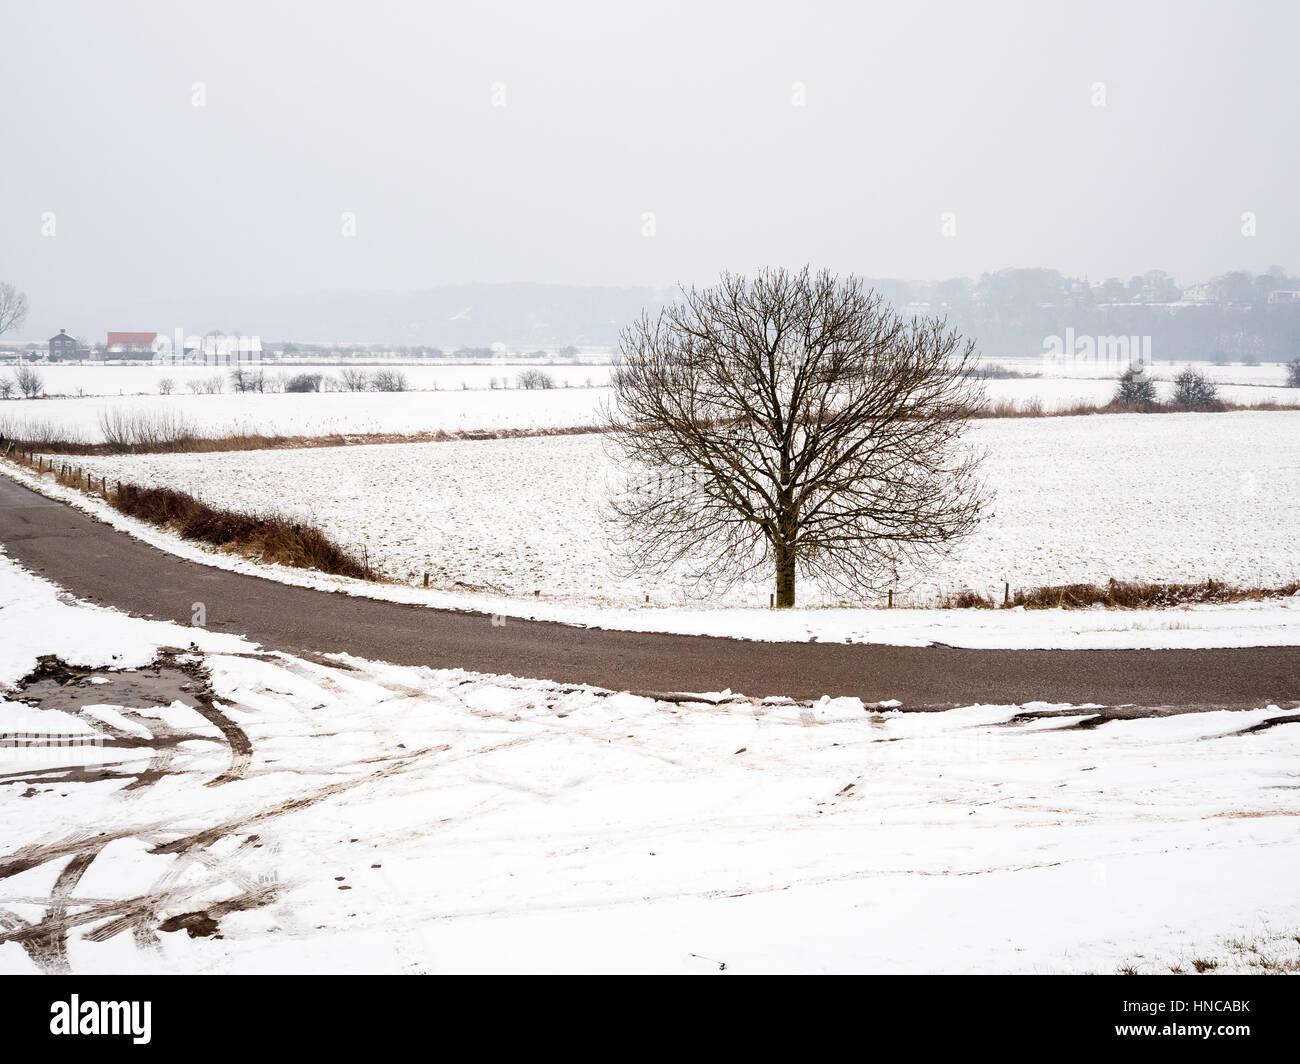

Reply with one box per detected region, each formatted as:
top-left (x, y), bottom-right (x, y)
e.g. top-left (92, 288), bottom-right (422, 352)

top-left (106, 332), bottom-right (157, 346)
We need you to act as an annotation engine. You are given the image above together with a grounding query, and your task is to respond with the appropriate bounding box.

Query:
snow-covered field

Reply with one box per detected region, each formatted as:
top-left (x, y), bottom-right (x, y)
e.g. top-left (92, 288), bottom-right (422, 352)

top-left (64, 411), bottom-right (1300, 612)
top-left (992, 356), bottom-right (1297, 388)
top-left (2, 553), bottom-right (1297, 974)
top-left (18, 360), bottom-right (616, 397)
top-left (20, 357), bottom-right (1297, 398)
top-left (0, 389), bottom-right (610, 443)
top-left (3, 361), bottom-right (1294, 445)
top-left (979, 376), bottom-right (1298, 409)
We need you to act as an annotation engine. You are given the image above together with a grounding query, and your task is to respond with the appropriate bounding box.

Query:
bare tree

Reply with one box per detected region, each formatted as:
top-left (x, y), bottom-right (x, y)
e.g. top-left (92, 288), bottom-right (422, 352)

top-left (605, 267), bottom-right (989, 607)
top-left (227, 366), bottom-right (266, 393)
top-left (371, 368), bottom-right (408, 392)
top-left (517, 368), bottom-right (555, 390)
top-left (0, 283), bottom-right (29, 337)
top-left (285, 372), bottom-right (324, 392)
top-left (12, 362), bottom-right (44, 399)
top-left (339, 368), bottom-right (372, 391)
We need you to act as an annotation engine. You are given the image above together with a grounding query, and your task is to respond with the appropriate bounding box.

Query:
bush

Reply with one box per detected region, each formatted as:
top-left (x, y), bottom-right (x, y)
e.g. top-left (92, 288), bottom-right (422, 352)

top-left (1171, 369), bottom-right (1220, 410)
top-left (971, 363), bottom-right (1034, 380)
top-left (110, 483), bottom-right (373, 579)
top-left (229, 366), bottom-right (266, 394)
top-left (1114, 368), bottom-right (1157, 409)
top-left (186, 375), bottom-right (224, 395)
top-left (517, 369), bottom-right (555, 390)
top-left (97, 408), bottom-right (197, 450)
top-left (158, 377), bottom-right (175, 395)
top-left (1287, 359), bottom-right (1300, 388)
top-left (285, 372), bottom-right (324, 393)
top-left (371, 369), bottom-right (407, 392)
top-left (12, 363), bottom-right (43, 399)
top-left (1007, 577), bottom-right (1300, 609)
top-left (339, 368), bottom-right (372, 392)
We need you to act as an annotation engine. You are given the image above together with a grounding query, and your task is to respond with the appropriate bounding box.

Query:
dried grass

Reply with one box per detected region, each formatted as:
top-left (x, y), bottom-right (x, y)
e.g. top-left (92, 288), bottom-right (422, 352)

top-left (109, 483), bottom-right (374, 580)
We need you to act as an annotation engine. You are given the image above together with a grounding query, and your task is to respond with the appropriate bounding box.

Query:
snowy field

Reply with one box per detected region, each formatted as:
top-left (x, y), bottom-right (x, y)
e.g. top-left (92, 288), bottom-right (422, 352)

top-left (991, 356), bottom-right (1297, 388)
top-left (0, 388), bottom-right (608, 442)
top-left (1, 554), bottom-right (1297, 975)
top-left (17, 357), bottom-right (1296, 398)
top-left (64, 412), bottom-right (1300, 613)
top-left (14, 360), bottom-right (617, 397)
top-left (2, 361), bottom-right (1295, 445)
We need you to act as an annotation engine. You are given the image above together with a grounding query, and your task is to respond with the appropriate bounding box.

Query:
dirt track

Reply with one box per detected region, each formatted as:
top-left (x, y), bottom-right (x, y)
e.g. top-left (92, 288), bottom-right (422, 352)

top-left (2, 474), bottom-right (1297, 709)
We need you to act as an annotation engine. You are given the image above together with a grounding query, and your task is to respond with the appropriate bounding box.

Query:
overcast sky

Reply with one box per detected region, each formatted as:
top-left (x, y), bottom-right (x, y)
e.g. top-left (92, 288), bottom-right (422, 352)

top-left (2, 0), bottom-right (1297, 325)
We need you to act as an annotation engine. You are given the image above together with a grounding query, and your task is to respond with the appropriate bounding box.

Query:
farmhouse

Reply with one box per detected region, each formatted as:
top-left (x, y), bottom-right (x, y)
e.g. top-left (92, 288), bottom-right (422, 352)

top-left (48, 329), bottom-right (84, 360)
top-left (105, 331), bottom-right (159, 360)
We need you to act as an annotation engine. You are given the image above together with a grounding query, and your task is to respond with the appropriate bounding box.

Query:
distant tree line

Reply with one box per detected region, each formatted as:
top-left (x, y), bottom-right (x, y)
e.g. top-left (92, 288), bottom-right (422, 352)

top-left (870, 267), bottom-right (1300, 362)
top-left (272, 343), bottom-right (585, 360)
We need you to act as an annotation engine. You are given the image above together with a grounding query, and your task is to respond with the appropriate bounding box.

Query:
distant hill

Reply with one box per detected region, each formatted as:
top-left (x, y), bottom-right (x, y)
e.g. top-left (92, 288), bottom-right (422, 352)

top-left (16, 269), bottom-right (1299, 361)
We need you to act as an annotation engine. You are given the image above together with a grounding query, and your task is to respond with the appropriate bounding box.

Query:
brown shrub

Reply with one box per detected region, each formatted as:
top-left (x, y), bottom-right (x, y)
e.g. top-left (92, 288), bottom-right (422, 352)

top-left (942, 588), bottom-right (996, 609)
top-left (110, 483), bottom-right (373, 580)
top-left (1008, 577), bottom-right (1300, 609)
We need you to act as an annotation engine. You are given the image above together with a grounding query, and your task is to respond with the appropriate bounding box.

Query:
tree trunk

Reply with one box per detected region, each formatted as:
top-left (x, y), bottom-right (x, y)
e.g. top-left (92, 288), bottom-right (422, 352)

top-left (774, 539), bottom-right (796, 608)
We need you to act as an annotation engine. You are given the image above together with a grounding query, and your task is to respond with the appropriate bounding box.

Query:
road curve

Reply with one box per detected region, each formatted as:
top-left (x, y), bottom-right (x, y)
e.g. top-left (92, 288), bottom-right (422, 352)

top-left (1, 474), bottom-right (1297, 710)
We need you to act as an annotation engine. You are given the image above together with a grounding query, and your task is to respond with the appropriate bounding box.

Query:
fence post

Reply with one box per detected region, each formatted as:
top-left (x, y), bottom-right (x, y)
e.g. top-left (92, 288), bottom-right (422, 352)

top-left (423, 572), bottom-right (429, 588)
top-left (1004, 581), bottom-right (1010, 607)
top-left (888, 589), bottom-right (894, 608)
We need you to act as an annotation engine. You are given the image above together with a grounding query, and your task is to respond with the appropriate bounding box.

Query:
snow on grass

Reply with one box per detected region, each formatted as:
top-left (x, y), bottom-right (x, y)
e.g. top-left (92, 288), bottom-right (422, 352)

top-left (65, 410), bottom-right (1300, 610)
top-left (990, 356), bottom-right (1299, 388)
top-left (29, 360), bottom-right (615, 397)
top-left (981, 375), bottom-right (1299, 409)
top-left (0, 388), bottom-right (607, 443)
top-left (9, 368), bottom-right (1296, 445)
top-left (2, 552), bottom-right (1298, 974)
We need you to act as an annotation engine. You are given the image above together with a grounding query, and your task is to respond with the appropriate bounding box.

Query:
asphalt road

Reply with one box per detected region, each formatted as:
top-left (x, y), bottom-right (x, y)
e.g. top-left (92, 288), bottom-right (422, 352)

top-left (1, 474), bottom-right (1296, 709)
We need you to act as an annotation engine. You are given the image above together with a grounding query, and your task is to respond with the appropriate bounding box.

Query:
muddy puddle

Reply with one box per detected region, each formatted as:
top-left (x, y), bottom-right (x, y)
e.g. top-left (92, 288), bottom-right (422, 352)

top-left (1, 649), bottom-right (251, 789)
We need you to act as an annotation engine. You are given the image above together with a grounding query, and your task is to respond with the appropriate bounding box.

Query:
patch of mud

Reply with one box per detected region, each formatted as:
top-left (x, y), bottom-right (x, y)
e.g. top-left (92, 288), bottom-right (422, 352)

top-left (3, 649), bottom-right (251, 788)
top-left (1235, 714), bottom-right (1300, 734)
top-left (16, 652), bottom-right (209, 716)
top-left (1005, 702), bottom-right (1300, 733)
top-left (159, 911), bottom-right (221, 938)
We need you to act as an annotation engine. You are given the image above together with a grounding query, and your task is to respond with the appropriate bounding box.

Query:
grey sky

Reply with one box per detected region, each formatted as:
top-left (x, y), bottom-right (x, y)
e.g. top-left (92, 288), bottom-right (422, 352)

top-left (2, 0), bottom-right (1297, 328)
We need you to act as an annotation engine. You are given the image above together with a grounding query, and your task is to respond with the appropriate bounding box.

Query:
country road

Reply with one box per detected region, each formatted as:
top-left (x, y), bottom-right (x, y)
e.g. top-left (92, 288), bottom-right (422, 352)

top-left (1, 474), bottom-right (1297, 709)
